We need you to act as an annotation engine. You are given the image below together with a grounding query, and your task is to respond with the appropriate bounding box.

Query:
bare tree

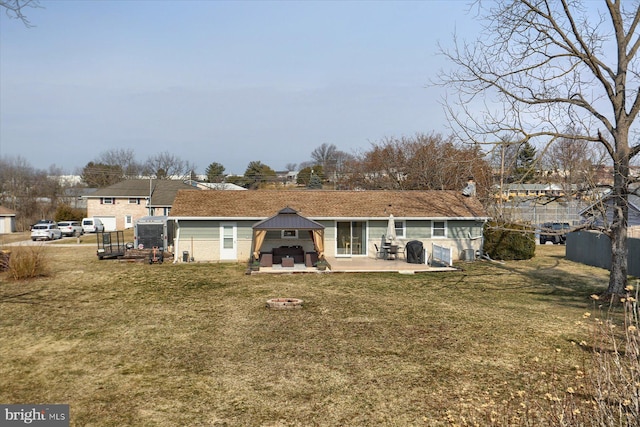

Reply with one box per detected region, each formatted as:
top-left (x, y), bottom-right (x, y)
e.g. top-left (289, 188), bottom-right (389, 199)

top-left (310, 143), bottom-right (337, 168)
top-left (440, 0), bottom-right (640, 295)
top-left (341, 133), bottom-right (492, 200)
top-left (143, 152), bottom-right (196, 180)
top-left (543, 127), bottom-right (608, 193)
top-left (0, 156), bottom-right (59, 229)
top-left (1, 0), bottom-right (41, 27)
top-left (331, 150), bottom-right (356, 187)
top-left (97, 148), bottom-right (142, 178)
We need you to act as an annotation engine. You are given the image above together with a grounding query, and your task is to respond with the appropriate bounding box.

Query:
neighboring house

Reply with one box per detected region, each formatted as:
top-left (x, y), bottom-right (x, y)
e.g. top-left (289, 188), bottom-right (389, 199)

top-left (85, 179), bottom-right (197, 231)
top-left (495, 183), bottom-right (569, 200)
top-left (190, 182), bottom-right (247, 191)
top-left (169, 190), bottom-right (489, 263)
top-left (580, 192), bottom-right (640, 232)
top-left (275, 170), bottom-right (298, 185)
top-left (0, 206), bottom-right (17, 234)
top-left (60, 187), bottom-right (97, 210)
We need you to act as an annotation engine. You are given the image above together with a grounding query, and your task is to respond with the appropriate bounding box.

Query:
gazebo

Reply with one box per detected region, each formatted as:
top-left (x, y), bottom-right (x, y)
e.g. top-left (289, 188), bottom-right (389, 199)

top-left (251, 207), bottom-right (325, 261)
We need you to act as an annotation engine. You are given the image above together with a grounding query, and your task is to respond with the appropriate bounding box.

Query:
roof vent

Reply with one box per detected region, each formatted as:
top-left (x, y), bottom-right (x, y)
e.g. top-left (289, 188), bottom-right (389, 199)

top-left (462, 177), bottom-right (476, 197)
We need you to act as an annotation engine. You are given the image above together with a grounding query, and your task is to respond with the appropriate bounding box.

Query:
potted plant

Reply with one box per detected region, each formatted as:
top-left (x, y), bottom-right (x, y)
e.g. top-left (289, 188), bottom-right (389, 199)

top-left (316, 259), bottom-right (328, 271)
top-left (249, 259), bottom-right (260, 271)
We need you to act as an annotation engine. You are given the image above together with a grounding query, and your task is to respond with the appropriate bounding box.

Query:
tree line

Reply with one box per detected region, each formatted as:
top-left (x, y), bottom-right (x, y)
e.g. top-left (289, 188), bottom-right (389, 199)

top-left (1, 129), bottom-right (604, 232)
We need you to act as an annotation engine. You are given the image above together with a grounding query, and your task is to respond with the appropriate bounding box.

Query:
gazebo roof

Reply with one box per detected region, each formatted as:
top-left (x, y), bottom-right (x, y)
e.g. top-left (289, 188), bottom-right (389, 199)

top-left (253, 207), bottom-right (325, 230)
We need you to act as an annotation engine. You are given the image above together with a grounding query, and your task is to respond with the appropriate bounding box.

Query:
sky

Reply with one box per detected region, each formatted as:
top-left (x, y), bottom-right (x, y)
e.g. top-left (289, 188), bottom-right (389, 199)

top-left (0, 0), bottom-right (482, 175)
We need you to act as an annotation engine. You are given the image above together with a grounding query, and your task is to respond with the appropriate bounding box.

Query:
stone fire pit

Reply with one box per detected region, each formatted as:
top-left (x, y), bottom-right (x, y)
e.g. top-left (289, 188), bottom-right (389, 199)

top-left (265, 298), bottom-right (304, 309)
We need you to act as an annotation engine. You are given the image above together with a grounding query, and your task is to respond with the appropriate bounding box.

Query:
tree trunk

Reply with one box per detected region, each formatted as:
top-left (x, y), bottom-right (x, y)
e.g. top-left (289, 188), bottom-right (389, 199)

top-left (607, 155), bottom-right (629, 296)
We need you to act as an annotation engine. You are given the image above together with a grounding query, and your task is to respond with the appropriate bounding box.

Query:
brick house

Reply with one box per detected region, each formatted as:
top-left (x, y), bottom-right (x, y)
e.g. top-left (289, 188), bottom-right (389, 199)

top-left (84, 179), bottom-right (197, 231)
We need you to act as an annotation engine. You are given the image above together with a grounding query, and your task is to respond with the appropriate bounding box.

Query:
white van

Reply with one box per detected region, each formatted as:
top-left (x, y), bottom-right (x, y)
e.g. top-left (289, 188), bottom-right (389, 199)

top-left (82, 218), bottom-right (104, 233)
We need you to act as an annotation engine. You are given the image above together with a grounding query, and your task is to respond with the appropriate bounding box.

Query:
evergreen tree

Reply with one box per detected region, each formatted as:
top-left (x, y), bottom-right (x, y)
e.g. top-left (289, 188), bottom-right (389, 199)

top-left (205, 162), bottom-right (226, 183)
top-left (244, 161), bottom-right (276, 188)
top-left (307, 172), bottom-right (323, 189)
top-left (512, 142), bottom-right (537, 183)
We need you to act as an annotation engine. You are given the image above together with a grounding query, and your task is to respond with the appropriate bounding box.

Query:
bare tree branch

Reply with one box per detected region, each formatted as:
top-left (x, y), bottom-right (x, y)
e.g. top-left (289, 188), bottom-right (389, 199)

top-left (1, 0), bottom-right (41, 27)
top-left (439, 0), bottom-right (640, 295)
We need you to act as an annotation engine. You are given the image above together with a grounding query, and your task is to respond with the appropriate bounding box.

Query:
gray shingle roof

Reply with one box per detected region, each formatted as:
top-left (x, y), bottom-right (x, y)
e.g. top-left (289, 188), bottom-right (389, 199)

top-left (86, 179), bottom-right (197, 206)
top-left (253, 207), bottom-right (325, 230)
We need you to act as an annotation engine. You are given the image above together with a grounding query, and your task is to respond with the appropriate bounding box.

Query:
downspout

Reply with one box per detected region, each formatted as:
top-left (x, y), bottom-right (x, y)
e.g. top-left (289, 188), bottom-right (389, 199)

top-left (173, 219), bottom-right (181, 263)
top-left (148, 177), bottom-right (153, 216)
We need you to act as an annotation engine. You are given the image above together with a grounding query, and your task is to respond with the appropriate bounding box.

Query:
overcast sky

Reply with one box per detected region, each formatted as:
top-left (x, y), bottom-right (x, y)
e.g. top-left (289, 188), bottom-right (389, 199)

top-left (0, 0), bottom-right (481, 175)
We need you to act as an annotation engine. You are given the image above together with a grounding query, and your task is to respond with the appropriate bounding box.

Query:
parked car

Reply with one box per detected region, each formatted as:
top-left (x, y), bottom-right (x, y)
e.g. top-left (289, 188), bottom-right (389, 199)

top-left (82, 218), bottom-right (104, 233)
top-left (539, 222), bottom-right (570, 244)
top-left (31, 223), bottom-right (62, 241)
top-left (30, 219), bottom-right (56, 230)
top-left (58, 221), bottom-right (84, 237)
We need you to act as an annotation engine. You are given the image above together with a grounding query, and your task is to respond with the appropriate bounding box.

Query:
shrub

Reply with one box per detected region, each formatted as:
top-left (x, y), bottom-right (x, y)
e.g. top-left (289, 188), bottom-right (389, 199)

top-left (483, 221), bottom-right (535, 260)
top-left (54, 204), bottom-right (86, 222)
top-left (6, 245), bottom-right (50, 280)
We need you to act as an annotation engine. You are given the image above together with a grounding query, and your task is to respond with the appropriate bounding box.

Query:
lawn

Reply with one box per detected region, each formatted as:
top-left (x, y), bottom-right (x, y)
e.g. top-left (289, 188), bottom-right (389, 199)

top-left (0, 245), bottom-right (611, 426)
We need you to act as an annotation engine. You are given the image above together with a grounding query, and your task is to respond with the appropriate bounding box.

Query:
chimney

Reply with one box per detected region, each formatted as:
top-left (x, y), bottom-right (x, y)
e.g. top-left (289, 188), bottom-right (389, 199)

top-left (462, 177), bottom-right (476, 197)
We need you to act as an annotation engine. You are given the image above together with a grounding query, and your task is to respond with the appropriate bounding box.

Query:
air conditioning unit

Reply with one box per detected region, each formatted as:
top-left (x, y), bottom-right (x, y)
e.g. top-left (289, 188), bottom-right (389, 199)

top-left (462, 249), bottom-right (476, 261)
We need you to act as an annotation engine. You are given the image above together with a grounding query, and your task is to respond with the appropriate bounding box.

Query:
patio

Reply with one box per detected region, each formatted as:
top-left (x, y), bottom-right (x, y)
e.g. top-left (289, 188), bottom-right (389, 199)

top-left (252, 255), bottom-right (457, 274)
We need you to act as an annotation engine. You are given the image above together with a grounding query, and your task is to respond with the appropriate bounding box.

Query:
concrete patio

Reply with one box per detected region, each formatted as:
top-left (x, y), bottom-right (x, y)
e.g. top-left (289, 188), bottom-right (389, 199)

top-left (253, 255), bottom-right (458, 274)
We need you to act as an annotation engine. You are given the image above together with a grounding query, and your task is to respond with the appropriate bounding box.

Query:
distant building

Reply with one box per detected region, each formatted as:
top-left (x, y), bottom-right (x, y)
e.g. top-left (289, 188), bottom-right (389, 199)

top-left (0, 206), bottom-right (17, 234)
top-left (186, 181), bottom-right (247, 191)
top-left (494, 183), bottom-right (569, 201)
top-left (84, 179), bottom-right (197, 231)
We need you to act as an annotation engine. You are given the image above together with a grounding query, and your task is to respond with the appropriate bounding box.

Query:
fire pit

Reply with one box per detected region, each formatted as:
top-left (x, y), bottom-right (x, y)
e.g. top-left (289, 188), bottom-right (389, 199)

top-left (265, 298), bottom-right (304, 309)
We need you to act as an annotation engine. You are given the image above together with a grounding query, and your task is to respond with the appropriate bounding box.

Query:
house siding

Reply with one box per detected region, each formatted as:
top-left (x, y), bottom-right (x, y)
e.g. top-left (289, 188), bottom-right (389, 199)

top-left (175, 220), bottom-right (256, 262)
top-left (0, 216), bottom-right (16, 233)
top-left (406, 220), bottom-right (432, 238)
top-left (173, 217), bottom-right (485, 263)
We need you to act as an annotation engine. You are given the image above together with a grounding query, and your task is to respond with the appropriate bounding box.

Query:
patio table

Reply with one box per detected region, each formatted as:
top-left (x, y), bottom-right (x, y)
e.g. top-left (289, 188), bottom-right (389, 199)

top-left (281, 256), bottom-right (294, 267)
top-left (382, 245), bottom-right (398, 260)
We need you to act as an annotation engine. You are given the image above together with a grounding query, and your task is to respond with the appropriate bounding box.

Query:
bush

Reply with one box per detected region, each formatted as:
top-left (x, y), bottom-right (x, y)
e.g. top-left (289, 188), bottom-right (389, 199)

top-left (54, 204), bottom-right (86, 222)
top-left (6, 245), bottom-right (50, 280)
top-left (483, 221), bottom-right (535, 260)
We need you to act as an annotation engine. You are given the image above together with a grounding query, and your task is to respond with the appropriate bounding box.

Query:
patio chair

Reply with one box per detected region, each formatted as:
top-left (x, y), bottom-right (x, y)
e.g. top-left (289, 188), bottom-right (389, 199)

top-left (387, 245), bottom-right (399, 260)
top-left (374, 244), bottom-right (384, 259)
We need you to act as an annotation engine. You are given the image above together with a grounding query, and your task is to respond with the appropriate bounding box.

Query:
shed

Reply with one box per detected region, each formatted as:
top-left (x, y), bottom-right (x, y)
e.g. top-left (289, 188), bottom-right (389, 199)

top-left (0, 206), bottom-right (17, 234)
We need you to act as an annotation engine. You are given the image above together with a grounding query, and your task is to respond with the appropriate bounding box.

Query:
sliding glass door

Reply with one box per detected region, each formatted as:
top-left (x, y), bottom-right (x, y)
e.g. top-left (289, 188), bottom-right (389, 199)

top-left (336, 221), bottom-right (366, 256)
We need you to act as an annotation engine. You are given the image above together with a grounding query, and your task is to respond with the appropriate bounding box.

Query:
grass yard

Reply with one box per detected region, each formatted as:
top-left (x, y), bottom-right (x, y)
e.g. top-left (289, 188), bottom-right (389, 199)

top-left (0, 245), bottom-right (612, 426)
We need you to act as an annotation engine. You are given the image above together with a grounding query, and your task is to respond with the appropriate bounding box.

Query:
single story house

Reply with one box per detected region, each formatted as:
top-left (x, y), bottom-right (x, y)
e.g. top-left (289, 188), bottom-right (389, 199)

top-left (84, 179), bottom-right (197, 231)
top-left (580, 191), bottom-right (640, 231)
top-left (168, 190), bottom-right (489, 263)
top-left (189, 182), bottom-right (247, 191)
top-left (0, 206), bottom-right (17, 234)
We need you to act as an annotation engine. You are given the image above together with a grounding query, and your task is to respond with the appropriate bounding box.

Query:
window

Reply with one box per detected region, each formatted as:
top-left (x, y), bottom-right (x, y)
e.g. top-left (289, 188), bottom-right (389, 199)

top-left (128, 198), bottom-right (139, 204)
top-left (281, 230), bottom-right (298, 239)
top-left (432, 221), bottom-right (446, 238)
top-left (101, 197), bottom-right (114, 204)
top-left (394, 221), bottom-right (405, 238)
